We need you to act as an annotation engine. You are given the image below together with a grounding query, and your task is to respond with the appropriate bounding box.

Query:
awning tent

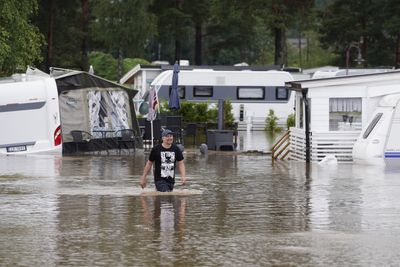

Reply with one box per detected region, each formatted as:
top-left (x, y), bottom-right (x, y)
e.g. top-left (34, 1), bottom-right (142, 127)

top-left (51, 68), bottom-right (142, 152)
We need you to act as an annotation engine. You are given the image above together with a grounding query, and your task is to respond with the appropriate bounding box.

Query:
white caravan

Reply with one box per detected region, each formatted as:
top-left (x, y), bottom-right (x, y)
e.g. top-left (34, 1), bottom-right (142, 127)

top-left (353, 94), bottom-right (400, 165)
top-left (0, 70), bottom-right (62, 154)
top-left (150, 69), bottom-right (295, 128)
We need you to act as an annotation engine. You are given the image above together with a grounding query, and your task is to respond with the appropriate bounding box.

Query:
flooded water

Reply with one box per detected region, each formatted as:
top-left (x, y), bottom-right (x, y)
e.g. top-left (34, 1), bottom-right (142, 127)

top-left (1, 145), bottom-right (400, 266)
top-left (236, 130), bottom-right (282, 152)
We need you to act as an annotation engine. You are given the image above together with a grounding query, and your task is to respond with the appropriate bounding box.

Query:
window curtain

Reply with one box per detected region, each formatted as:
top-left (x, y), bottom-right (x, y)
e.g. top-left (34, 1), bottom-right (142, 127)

top-left (329, 98), bottom-right (362, 112)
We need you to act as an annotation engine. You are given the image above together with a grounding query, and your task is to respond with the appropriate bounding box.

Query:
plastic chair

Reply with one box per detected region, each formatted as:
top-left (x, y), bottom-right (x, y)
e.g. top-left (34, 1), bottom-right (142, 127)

top-left (143, 119), bottom-right (161, 148)
top-left (70, 130), bottom-right (95, 152)
top-left (185, 123), bottom-right (197, 147)
top-left (166, 116), bottom-right (183, 144)
top-left (115, 129), bottom-right (136, 153)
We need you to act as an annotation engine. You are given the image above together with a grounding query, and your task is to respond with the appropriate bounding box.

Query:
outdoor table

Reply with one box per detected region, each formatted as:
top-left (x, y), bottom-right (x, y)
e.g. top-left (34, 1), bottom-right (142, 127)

top-left (92, 130), bottom-right (115, 138)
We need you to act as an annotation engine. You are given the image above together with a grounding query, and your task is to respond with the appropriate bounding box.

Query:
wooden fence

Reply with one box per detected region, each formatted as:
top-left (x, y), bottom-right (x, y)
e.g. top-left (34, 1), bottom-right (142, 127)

top-left (289, 127), bottom-right (360, 162)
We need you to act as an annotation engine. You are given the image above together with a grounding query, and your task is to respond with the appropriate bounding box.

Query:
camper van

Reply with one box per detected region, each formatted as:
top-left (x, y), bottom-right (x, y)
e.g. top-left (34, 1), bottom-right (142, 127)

top-left (150, 69), bottom-right (295, 128)
top-left (0, 72), bottom-right (62, 154)
top-left (286, 70), bottom-right (400, 163)
top-left (353, 94), bottom-right (400, 165)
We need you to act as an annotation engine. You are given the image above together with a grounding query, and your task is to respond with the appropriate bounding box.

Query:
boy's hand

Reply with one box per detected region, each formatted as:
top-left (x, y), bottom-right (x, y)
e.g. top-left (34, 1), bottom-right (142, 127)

top-left (140, 176), bottom-right (147, 189)
top-left (181, 176), bottom-right (187, 185)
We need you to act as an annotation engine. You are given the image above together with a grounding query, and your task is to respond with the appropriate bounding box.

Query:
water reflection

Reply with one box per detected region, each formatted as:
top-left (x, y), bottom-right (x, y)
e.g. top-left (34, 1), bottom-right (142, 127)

top-left (0, 154), bottom-right (62, 177)
top-left (237, 130), bottom-right (285, 152)
top-left (141, 196), bottom-right (186, 260)
top-left (311, 163), bottom-right (363, 232)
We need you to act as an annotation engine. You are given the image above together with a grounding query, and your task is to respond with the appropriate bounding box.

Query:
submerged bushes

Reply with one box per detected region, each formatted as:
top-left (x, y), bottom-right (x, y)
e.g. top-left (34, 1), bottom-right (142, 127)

top-left (265, 109), bottom-right (280, 132)
top-left (265, 110), bottom-right (295, 132)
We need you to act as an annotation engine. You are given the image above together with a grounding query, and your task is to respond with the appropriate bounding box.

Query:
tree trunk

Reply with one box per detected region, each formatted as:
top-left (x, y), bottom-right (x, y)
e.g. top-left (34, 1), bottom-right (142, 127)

top-left (194, 22), bottom-right (202, 65)
top-left (80, 0), bottom-right (89, 71)
top-left (46, 0), bottom-right (55, 72)
top-left (282, 29), bottom-right (287, 66)
top-left (175, 39), bottom-right (182, 62)
top-left (118, 47), bottom-right (123, 80)
top-left (274, 27), bottom-right (285, 67)
top-left (362, 38), bottom-right (368, 68)
top-left (361, 17), bottom-right (367, 68)
top-left (174, 0), bottom-right (183, 62)
top-left (306, 36), bottom-right (310, 66)
top-left (298, 31), bottom-right (302, 68)
top-left (395, 33), bottom-right (400, 69)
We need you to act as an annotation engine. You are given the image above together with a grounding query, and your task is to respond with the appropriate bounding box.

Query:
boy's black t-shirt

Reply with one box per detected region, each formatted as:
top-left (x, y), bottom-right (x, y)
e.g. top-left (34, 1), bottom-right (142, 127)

top-left (149, 144), bottom-right (184, 182)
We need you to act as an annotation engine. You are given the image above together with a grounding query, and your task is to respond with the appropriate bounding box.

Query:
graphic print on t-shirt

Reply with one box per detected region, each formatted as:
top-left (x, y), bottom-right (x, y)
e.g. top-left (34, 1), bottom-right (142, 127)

top-left (161, 151), bottom-right (175, 178)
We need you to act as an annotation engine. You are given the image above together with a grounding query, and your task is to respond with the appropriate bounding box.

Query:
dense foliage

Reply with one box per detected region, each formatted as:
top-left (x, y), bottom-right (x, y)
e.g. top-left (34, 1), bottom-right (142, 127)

top-left (1, 0), bottom-right (400, 77)
top-left (88, 52), bottom-right (150, 81)
top-left (265, 109), bottom-right (281, 132)
top-left (159, 100), bottom-right (234, 126)
top-left (0, 0), bottom-right (43, 76)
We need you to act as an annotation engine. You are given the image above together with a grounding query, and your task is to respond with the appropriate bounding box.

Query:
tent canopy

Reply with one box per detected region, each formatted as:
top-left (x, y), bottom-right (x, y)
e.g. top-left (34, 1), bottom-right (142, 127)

top-left (51, 68), bottom-right (141, 147)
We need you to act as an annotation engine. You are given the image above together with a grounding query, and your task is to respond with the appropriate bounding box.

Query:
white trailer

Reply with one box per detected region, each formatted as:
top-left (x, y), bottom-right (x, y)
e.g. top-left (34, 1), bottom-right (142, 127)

top-left (150, 69), bottom-right (295, 128)
top-left (286, 69), bottom-right (400, 163)
top-left (353, 94), bottom-right (400, 165)
top-left (0, 71), bottom-right (62, 154)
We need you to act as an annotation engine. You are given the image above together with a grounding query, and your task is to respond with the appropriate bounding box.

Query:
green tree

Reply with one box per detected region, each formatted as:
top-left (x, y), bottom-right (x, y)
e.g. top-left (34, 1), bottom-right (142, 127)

top-left (0, 0), bottom-right (44, 76)
top-left (383, 0), bottom-right (400, 68)
top-left (149, 0), bottom-right (192, 63)
top-left (265, 109), bottom-right (281, 132)
top-left (183, 0), bottom-right (210, 65)
top-left (35, 0), bottom-right (85, 72)
top-left (194, 103), bottom-right (215, 122)
top-left (176, 102), bottom-right (197, 122)
top-left (88, 51), bottom-right (118, 80)
top-left (287, 31), bottom-right (338, 68)
top-left (318, 0), bottom-right (390, 67)
top-left (260, 0), bottom-right (315, 66)
top-left (223, 99), bottom-right (234, 126)
top-left (286, 113), bottom-right (295, 129)
top-left (206, 0), bottom-right (260, 64)
top-left (123, 58), bottom-right (151, 75)
top-left (88, 51), bottom-right (149, 81)
top-left (289, 0), bottom-right (315, 68)
top-left (91, 0), bottom-right (156, 79)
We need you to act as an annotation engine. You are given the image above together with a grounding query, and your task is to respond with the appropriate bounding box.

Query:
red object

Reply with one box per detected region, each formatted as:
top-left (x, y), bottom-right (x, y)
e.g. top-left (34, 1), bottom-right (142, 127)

top-left (54, 125), bottom-right (62, 146)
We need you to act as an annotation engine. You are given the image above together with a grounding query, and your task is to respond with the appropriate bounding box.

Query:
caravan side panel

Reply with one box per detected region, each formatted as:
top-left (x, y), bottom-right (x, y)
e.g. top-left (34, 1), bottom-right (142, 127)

top-left (385, 102), bottom-right (400, 160)
top-left (154, 70), bottom-right (294, 123)
top-left (0, 77), bottom-right (61, 154)
top-left (310, 98), bottom-right (329, 131)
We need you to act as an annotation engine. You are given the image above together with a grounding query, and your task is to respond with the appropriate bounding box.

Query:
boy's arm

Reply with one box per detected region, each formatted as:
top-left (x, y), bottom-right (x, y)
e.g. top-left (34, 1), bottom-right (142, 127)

top-left (177, 160), bottom-right (187, 185)
top-left (140, 160), bottom-right (153, 189)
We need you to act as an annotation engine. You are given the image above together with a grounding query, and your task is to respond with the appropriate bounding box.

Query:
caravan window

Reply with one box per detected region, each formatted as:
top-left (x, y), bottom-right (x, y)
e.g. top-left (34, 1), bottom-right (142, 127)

top-left (194, 86), bottom-right (213, 97)
top-left (0, 101), bottom-right (46, 112)
top-left (237, 87), bottom-right (264, 100)
top-left (329, 98), bottom-right (362, 131)
top-left (169, 86), bottom-right (185, 99)
top-left (276, 87), bottom-right (289, 100)
top-left (363, 113), bottom-right (383, 139)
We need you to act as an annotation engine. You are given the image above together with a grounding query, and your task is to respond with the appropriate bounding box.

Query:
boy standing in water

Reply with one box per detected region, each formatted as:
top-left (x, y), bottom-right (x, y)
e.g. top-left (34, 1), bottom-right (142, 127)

top-left (140, 129), bottom-right (187, 192)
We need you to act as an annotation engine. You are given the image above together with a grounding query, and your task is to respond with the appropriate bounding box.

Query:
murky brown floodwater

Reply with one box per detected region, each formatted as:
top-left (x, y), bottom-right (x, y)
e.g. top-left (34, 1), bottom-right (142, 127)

top-left (1, 148), bottom-right (400, 266)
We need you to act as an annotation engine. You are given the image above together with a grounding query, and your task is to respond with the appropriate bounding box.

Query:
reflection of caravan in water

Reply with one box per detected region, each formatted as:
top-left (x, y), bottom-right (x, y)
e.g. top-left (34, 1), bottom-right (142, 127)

top-left (0, 70), bottom-right (62, 154)
top-left (151, 69), bottom-right (295, 128)
top-left (353, 94), bottom-right (400, 165)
